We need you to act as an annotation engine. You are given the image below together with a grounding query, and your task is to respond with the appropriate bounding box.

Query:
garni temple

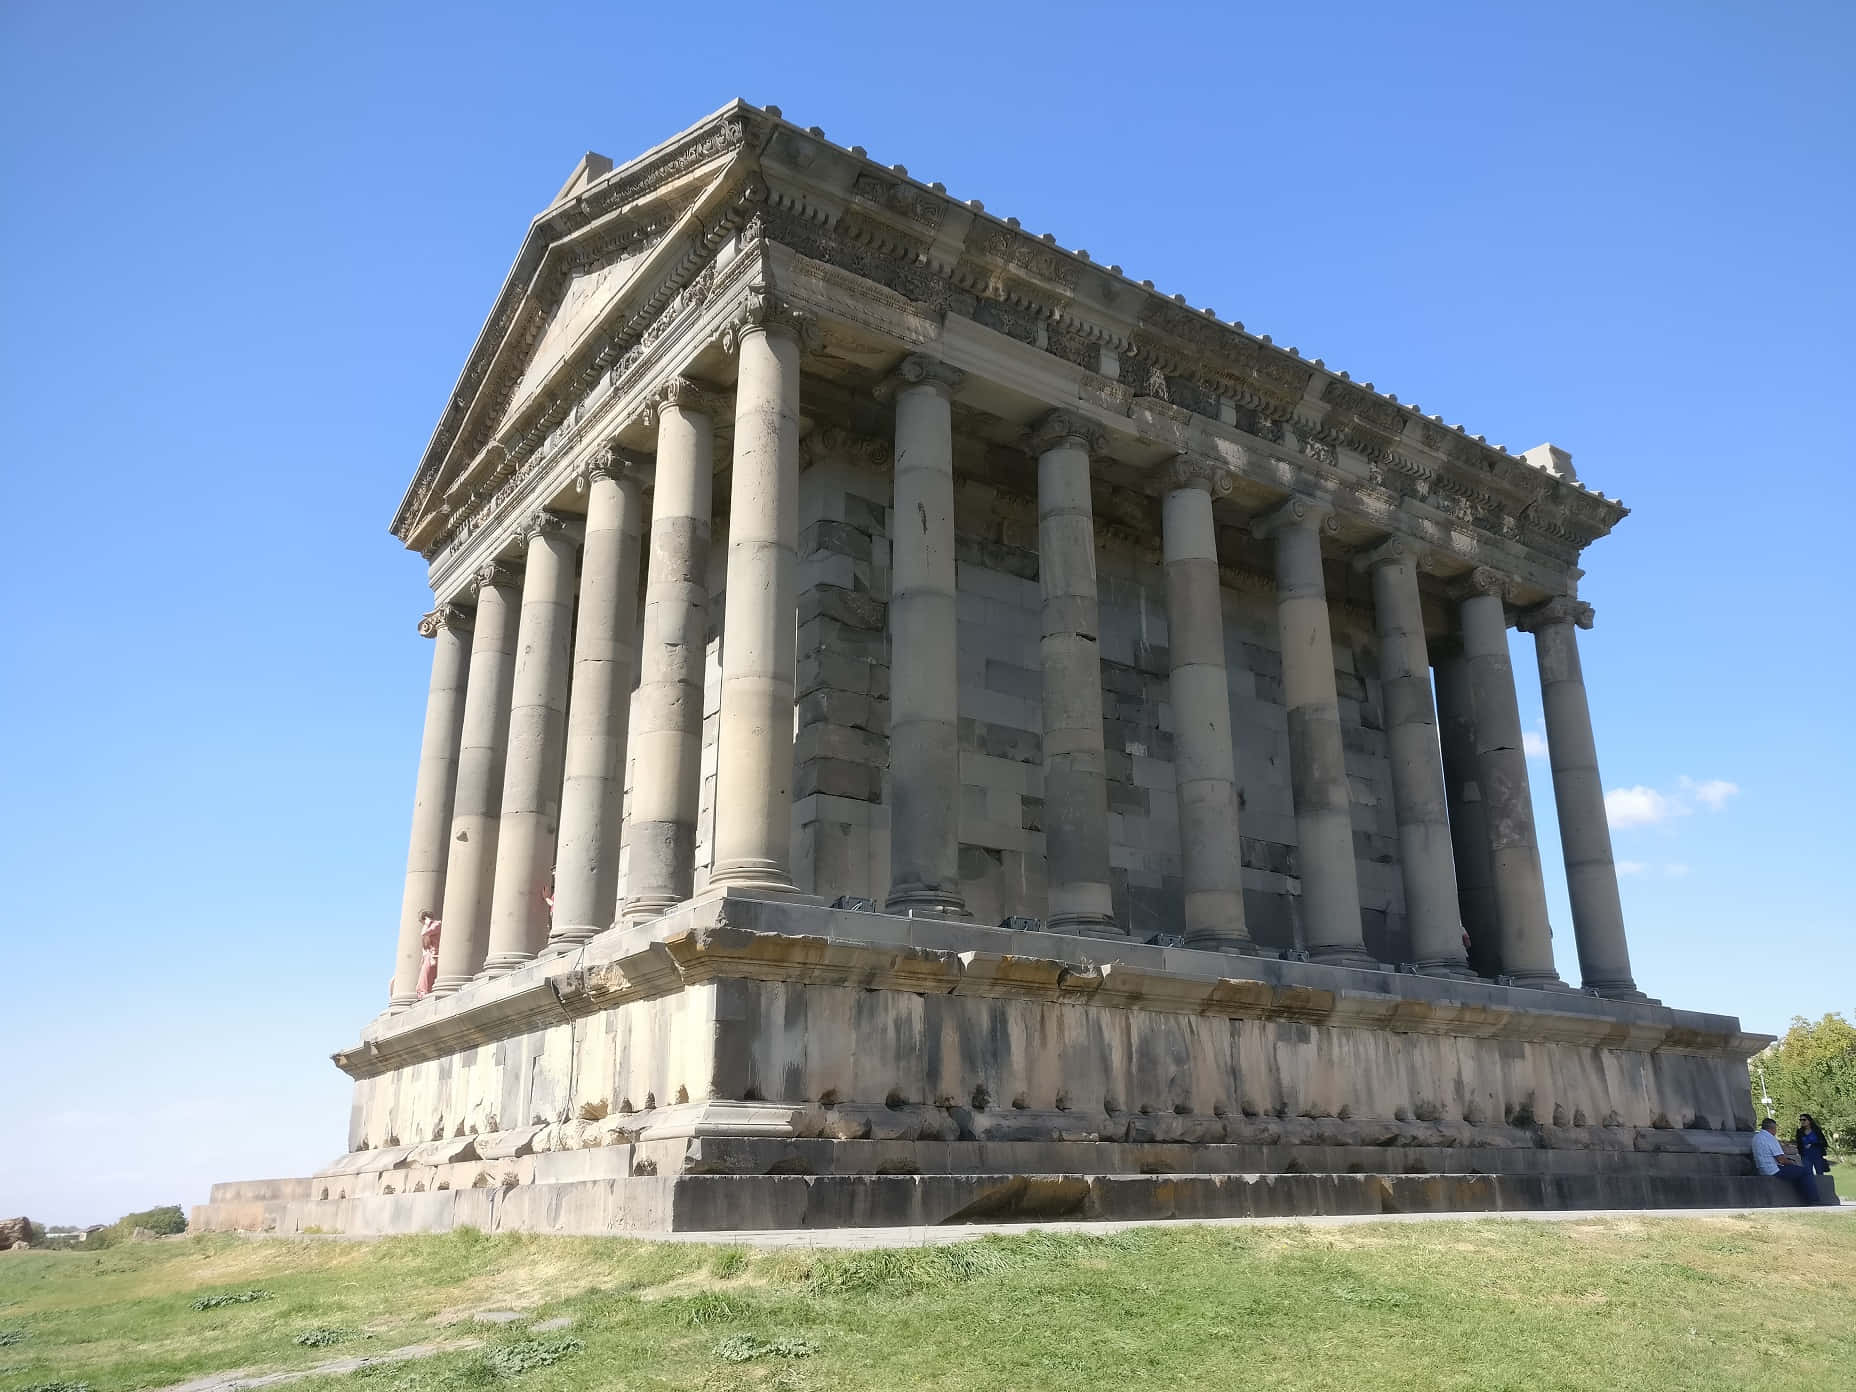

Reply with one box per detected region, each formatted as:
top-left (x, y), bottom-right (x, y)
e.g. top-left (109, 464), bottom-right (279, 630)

top-left (195, 102), bottom-right (1813, 1235)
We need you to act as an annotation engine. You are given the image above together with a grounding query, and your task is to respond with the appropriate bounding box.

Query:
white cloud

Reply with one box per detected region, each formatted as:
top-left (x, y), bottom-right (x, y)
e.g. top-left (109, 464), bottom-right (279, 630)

top-left (1523, 726), bottom-right (1550, 759)
top-left (1616, 860), bottom-right (1648, 876)
top-left (1681, 777), bottom-right (1739, 811)
top-left (1664, 862), bottom-right (1691, 878)
top-left (1604, 776), bottom-right (1740, 828)
top-left (1606, 786), bottom-right (1676, 828)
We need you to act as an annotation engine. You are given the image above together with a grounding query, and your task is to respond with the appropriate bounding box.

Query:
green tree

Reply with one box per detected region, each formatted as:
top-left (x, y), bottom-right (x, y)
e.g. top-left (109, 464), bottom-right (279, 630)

top-left (1751, 1012), bottom-right (1856, 1154)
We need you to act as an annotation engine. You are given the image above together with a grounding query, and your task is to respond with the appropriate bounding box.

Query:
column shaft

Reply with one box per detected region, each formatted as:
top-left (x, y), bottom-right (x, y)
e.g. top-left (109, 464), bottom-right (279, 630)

top-left (1459, 579), bottom-right (1562, 986)
top-left (481, 515), bottom-right (579, 975)
top-left (1033, 414), bottom-right (1119, 935)
top-left (389, 605), bottom-right (472, 1007)
top-left (1434, 646), bottom-right (1500, 976)
top-left (1523, 601), bottom-right (1642, 997)
top-left (1363, 545), bottom-right (1471, 976)
top-left (431, 566), bottom-right (520, 993)
top-left (549, 460), bottom-right (645, 948)
top-left (885, 358), bottom-right (966, 915)
top-left (1260, 500), bottom-right (1368, 964)
top-left (1161, 470), bottom-right (1249, 950)
top-left (709, 322), bottom-right (801, 890)
top-left (624, 388), bottom-right (714, 920)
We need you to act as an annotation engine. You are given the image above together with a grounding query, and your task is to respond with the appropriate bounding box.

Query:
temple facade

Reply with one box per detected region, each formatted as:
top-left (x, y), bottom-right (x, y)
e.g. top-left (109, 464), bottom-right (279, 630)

top-left (195, 104), bottom-right (1806, 1236)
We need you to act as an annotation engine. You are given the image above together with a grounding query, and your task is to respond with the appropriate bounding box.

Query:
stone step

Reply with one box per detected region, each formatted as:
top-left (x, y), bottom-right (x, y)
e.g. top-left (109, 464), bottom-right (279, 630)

top-left (194, 1169), bottom-right (1839, 1237)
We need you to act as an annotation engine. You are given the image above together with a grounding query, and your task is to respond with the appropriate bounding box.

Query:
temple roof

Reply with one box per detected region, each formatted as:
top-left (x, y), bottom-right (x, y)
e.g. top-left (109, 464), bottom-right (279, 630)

top-left (392, 100), bottom-right (1625, 573)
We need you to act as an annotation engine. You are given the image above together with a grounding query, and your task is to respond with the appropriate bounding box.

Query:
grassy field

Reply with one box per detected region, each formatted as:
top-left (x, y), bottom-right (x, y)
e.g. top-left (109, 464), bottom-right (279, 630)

top-left (0, 1213), bottom-right (1851, 1392)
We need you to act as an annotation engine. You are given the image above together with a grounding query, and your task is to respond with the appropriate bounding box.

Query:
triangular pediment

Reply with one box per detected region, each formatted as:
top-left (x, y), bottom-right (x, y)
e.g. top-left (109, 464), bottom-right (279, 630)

top-left (392, 103), bottom-right (759, 550)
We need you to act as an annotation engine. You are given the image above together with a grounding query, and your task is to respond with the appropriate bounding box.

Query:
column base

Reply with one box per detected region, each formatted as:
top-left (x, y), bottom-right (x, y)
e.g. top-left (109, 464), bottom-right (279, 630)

top-left (1412, 957), bottom-right (1480, 981)
top-left (1184, 932), bottom-right (1262, 956)
top-left (1048, 912), bottom-right (1126, 939)
top-left (706, 859), bottom-right (798, 894)
top-left (885, 885), bottom-right (970, 918)
top-left (1586, 979), bottom-right (1653, 1003)
top-left (1500, 970), bottom-right (1570, 991)
top-left (1307, 945), bottom-right (1379, 969)
top-left (475, 952), bottom-right (535, 980)
top-left (426, 975), bottom-right (471, 999)
top-left (621, 895), bottom-right (682, 926)
top-left (386, 993), bottom-right (419, 1012)
top-left (540, 928), bottom-right (600, 958)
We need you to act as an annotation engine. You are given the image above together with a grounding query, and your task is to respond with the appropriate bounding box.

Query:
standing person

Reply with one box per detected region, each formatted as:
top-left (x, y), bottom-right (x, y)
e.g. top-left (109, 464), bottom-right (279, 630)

top-left (1753, 1118), bottom-right (1820, 1204)
top-left (1796, 1113), bottom-right (1833, 1177)
top-left (415, 912), bottom-right (442, 998)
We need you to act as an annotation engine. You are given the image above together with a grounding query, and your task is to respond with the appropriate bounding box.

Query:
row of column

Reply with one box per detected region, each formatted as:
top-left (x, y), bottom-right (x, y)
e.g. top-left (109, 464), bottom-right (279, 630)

top-left (391, 329), bottom-right (1641, 1005)
top-left (388, 313), bottom-right (806, 1005)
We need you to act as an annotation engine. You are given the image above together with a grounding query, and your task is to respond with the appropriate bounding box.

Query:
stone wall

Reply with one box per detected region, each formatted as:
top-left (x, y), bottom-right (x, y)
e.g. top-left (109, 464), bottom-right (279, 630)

top-left (725, 438), bottom-right (1414, 957)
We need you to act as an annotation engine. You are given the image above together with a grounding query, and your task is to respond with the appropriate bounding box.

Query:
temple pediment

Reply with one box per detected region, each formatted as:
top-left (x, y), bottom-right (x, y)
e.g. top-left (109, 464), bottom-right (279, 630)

top-left (391, 105), bottom-right (758, 551)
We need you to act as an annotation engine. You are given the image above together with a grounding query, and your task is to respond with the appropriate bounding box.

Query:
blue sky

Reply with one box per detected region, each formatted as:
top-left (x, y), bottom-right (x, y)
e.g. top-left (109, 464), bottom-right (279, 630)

top-left (2, 1), bottom-right (1850, 1224)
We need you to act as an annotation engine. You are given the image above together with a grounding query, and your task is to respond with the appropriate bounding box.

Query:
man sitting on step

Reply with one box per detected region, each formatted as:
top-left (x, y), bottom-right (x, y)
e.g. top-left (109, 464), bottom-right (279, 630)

top-left (1753, 1117), bottom-right (1821, 1204)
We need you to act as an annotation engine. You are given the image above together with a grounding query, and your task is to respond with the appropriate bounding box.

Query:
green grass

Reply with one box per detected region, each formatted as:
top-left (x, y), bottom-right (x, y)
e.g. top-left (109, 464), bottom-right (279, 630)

top-left (0, 1213), bottom-right (1851, 1391)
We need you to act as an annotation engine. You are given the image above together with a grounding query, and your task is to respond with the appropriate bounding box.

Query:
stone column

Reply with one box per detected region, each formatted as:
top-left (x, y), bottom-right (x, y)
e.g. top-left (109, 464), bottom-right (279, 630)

top-left (1518, 598), bottom-right (1643, 998)
top-left (480, 511), bottom-right (580, 976)
top-left (708, 305), bottom-right (804, 892)
top-left (547, 448), bottom-right (646, 951)
top-left (1357, 540), bottom-right (1472, 977)
top-left (1160, 457), bottom-right (1250, 951)
top-left (1433, 643), bottom-right (1500, 976)
top-left (1254, 498), bottom-right (1369, 966)
top-left (1030, 411), bottom-right (1120, 937)
top-left (624, 379), bottom-right (717, 921)
top-left (884, 354), bottom-right (967, 916)
top-left (1457, 568), bottom-right (1563, 987)
top-left (389, 603), bottom-right (473, 1008)
top-left (431, 561), bottom-right (521, 994)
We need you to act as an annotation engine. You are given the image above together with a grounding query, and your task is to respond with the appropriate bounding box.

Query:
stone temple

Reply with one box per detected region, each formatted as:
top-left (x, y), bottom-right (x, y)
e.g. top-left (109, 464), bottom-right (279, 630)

top-left (195, 101), bottom-right (1810, 1236)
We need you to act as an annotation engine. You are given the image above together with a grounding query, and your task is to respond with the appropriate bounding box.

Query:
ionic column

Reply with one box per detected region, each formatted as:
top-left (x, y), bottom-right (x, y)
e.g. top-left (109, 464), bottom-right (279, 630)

top-left (708, 302), bottom-right (804, 892)
top-left (1433, 642), bottom-right (1500, 976)
top-left (1160, 457), bottom-right (1250, 951)
top-left (1457, 568), bottom-right (1563, 987)
top-left (480, 511), bottom-right (579, 976)
top-left (884, 354), bottom-right (967, 916)
top-left (389, 603), bottom-right (473, 1008)
top-left (1518, 598), bottom-right (1643, 999)
top-left (1254, 498), bottom-right (1369, 966)
top-left (1029, 411), bottom-right (1120, 937)
top-left (624, 379), bottom-right (717, 921)
top-left (547, 448), bottom-right (646, 951)
top-left (431, 562), bottom-right (521, 994)
top-left (1357, 540), bottom-right (1472, 977)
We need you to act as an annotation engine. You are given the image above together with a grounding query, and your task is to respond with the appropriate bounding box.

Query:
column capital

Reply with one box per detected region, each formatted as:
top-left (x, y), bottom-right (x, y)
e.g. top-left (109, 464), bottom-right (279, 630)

top-left (521, 509), bottom-right (582, 546)
top-left (581, 439), bottom-right (651, 489)
top-left (473, 559), bottom-right (522, 594)
top-left (639, 374), bottom-right (725, 429)
top-left (1352, 535), bottom-right (1417, 572)
top-left (417, 603), bottom-right (473, 639)
top-left (1251, 495), bottom-right (1335, 541)
top-left (720, 280), bottom-right (819, 354)
top-left (1451, 565), bottom-right (1514, 603)
top-left (877, 352), bottom-right (966, 401)
top-left (1024, 409), bottom-right (1106, 459)
top-left (1516, 596), bottom-right (1595, 632)
top-left (1159, 452), bottom-right (1236, 498)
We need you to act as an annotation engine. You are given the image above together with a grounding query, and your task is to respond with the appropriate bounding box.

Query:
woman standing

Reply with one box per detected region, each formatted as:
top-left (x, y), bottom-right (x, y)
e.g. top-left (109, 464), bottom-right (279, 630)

top-left (1795, 1113), bottom-right (1832, 1176)
top-left (415, 912), bottom-right (442, 998)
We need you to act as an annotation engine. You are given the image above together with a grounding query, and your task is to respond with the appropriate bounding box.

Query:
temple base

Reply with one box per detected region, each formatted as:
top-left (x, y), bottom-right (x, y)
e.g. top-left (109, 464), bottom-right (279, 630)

top-left (198, 893), bottom-right (1792, 1236)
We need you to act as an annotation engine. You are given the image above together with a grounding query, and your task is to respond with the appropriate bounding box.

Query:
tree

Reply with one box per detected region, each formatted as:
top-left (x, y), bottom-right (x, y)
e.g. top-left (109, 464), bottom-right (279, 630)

top-left (1751, 1012), bottom-right (1856, 1154)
